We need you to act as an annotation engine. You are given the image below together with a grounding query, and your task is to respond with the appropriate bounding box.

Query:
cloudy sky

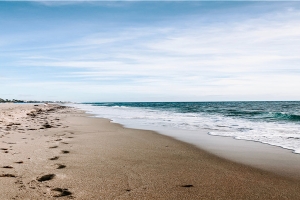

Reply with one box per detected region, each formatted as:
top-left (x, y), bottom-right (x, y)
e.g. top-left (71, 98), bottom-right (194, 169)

top-left (1, 1), bottom-right (300, 102)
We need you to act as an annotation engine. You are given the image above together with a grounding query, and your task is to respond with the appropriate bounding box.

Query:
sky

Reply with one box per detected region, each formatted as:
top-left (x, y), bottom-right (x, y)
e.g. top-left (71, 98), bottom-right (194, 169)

top-left (1, 1), bottom-right (300, 102)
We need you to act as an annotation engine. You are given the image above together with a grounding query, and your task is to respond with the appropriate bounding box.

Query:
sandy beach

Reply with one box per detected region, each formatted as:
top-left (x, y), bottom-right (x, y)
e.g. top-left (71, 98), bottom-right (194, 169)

top-left (1, 103), bottom-right (300, 199)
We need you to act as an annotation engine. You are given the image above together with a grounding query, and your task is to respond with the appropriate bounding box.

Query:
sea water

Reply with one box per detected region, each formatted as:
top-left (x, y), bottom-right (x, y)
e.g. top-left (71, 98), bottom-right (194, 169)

top-left (71, 102), bottom-right (300, 154)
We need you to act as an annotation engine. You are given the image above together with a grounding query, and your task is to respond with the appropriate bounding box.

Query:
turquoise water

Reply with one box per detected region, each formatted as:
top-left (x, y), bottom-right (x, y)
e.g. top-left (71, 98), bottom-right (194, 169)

top-left (85, 101), bottom-right (300, 123)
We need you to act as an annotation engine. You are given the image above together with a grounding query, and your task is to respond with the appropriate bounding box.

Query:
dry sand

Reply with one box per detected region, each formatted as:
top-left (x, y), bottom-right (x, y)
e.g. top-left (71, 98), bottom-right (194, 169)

top-left (0, 103), bottom-right (300, 199)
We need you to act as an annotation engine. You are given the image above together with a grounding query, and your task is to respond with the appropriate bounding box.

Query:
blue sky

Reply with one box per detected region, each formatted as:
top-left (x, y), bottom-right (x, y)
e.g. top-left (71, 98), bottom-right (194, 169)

top-left (1, 1), bottom-right (300, 102)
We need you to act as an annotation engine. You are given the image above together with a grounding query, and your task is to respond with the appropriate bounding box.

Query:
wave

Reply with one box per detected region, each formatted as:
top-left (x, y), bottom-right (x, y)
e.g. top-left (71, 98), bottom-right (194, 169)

top-left (84, 102), bottom-right (300, 123)
top-left (225, 110), bottom-right (300, 122)
top-left (271, 113), bottom-right (300, 121)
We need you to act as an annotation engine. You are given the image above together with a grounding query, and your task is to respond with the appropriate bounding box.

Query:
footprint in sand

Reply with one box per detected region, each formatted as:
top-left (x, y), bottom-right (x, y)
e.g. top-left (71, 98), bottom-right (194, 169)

top-left (55, 164), bottom-right (66, 169)
top-left (49, 156), bottom-right (59, 160)
top-left (37, 174), bottom-right (55, 182)
top-left (2, 166), bottom-right (13, 169)
top-left (51, 188), bottom-right (72, 197)
top-left (0, 173), bottom-right (16, 177)
top-left (1, 148), bottom-right (9, 153)
top-left (61, 142), bottom-right (69, 144)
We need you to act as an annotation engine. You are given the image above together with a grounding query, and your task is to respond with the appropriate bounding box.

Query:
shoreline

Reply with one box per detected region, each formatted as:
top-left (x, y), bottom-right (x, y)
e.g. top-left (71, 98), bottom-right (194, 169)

top-left (72, 102), bottom-right (300, 156)
top-left (92, 117), bottom-right (300, 180)
top-left (154, 128), bottom-right (300, 180)
top-left (1, 104), bottom-right (300, 199)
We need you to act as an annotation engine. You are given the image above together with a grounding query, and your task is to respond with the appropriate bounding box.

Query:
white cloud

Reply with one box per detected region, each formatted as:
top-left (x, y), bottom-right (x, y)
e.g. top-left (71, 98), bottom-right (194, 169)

top-left (2, 3), bottom-right (300, 101)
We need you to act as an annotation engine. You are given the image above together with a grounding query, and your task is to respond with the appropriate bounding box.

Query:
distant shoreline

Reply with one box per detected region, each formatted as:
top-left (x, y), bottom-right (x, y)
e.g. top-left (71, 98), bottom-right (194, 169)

top-left (0, 98), bottom-right (71, 104)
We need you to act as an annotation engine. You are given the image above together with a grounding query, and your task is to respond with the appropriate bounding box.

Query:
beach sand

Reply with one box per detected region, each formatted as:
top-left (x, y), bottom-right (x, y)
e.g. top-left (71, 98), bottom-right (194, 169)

top-left (1, 104), bottom-right (300, 199)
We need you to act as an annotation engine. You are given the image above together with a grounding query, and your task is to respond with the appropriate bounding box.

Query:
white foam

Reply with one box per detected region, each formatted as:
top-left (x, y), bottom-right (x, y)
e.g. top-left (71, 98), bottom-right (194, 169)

top-left (70, 103), bottom-right (300, 154)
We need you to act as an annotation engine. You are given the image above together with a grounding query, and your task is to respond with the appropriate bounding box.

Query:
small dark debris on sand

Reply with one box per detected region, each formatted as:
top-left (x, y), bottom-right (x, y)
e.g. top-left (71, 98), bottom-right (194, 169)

top-left (49, 146), bottom-right (58, 149)
top-left (181, 184), bottom-right (194, 188)
top-left (15, 161), bottom-right (23, 164)
top-left (37, 174), bottom-right (55, 182)
top-left (61, 150), bottom-right (69, 154)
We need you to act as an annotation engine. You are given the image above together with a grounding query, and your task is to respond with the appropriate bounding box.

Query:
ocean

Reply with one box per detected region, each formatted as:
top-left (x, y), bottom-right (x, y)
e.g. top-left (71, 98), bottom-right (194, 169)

top-left (72, 101), bottom-right (300, 154)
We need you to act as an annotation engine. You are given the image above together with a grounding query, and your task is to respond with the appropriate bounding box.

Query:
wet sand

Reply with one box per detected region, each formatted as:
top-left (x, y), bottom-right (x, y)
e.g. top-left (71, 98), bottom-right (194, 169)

top-left (1, 104), bottom-right (300, 199)
top-left (152, 128), bottom-right (300, 180)
top-left (101, 119), bottom-right (300, 180)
